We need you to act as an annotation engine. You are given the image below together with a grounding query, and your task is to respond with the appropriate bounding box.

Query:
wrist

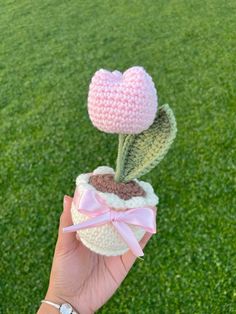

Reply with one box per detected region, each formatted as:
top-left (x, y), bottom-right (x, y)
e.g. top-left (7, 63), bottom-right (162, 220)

top-left (45, 289), bottom-right (68, 306)
top-left (38, 288), bottom-right (93, 314)
top-left (37, 301), bottom-right (58, 314)
top-left (37, 289), bottom-right (75, 314)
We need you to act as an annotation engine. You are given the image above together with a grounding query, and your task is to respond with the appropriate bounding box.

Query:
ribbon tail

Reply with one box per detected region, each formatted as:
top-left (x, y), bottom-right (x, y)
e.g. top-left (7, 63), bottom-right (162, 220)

top-left (112, 221), bottom-right (144, 257)
top-left (63, 213), bottom-right (109, 233)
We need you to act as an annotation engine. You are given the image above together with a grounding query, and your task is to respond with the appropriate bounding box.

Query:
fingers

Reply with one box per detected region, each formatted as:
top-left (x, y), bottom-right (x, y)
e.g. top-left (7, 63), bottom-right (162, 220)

top-left (56, 195), bottom-right (77, 251)
top-left (121, 206), bottom-right (157, 268)
top-left (139, 232), bottom-right (153, 249)
top-left (121, 232), bottom-right (153, 269)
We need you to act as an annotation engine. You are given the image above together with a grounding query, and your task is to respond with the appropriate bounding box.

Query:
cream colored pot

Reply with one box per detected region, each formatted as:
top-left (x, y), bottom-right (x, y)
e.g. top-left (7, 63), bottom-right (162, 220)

top-left (71, 166), bottom-right (159, 256)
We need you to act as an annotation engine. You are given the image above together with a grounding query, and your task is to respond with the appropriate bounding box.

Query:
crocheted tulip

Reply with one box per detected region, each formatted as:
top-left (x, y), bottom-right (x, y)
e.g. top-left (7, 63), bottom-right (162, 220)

top-left (88, 66), bottom-right (158, 134)
top-left (62, 65), bottom-right (177, 257)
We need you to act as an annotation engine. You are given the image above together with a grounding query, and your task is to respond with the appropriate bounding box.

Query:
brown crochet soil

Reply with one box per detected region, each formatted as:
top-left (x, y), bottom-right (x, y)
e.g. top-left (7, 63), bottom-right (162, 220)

top-left (89, 173), bottom-right (146, 200)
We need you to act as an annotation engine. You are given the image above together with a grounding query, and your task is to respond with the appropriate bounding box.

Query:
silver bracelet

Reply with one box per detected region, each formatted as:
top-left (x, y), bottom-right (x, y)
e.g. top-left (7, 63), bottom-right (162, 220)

top-left (41, 300), bottom-right (79, 314)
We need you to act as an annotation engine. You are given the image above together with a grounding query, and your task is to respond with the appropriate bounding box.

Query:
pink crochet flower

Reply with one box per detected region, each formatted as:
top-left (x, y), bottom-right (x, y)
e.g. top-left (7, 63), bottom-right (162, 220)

top-left (87, 66), bottom-right (158, 134)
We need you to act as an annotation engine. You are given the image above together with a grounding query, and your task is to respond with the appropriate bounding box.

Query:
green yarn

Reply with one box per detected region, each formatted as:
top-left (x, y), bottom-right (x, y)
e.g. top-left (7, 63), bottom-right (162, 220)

top-left (114, 104), bottom-right (177, 182)
top-left (114, 134), bottom-right (127, 183)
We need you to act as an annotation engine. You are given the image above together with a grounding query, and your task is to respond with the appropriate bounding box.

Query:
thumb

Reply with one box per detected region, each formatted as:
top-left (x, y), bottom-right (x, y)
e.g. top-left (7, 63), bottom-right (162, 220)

top-left (56, 195), bottom-right (77, 251)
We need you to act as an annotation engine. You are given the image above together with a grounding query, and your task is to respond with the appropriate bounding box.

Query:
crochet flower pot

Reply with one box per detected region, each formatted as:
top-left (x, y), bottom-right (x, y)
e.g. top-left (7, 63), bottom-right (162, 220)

top-left (64, 66), bottom-right (177, 257)
top-left (70, 166), bottom-right (158, 256)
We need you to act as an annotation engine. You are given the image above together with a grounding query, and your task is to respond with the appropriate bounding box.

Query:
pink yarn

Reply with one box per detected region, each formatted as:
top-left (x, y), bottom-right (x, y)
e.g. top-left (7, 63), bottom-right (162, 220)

top-left (87, 66), bottom-right (158, 134)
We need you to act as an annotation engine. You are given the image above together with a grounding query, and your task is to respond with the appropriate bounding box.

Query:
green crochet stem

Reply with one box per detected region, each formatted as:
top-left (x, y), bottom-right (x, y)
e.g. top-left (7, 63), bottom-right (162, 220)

top-left (114, 134), bottom-right (126, 182)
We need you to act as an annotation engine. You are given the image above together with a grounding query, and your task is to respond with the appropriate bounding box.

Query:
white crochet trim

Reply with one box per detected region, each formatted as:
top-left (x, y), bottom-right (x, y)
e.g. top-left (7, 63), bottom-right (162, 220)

top-left (75, 165), bottom-right (159, 210)
top-left (71, 165), bottom-right (158, 256)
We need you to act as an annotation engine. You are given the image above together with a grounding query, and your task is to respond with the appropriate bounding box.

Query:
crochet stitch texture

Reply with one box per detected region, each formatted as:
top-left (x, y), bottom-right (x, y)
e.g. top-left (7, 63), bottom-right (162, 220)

top-left (71, 166), bottom-right (159, 256)
top-left (88, 66), bottom-right (158, 134)
top-left (66, 66), bottom-right (177, 256)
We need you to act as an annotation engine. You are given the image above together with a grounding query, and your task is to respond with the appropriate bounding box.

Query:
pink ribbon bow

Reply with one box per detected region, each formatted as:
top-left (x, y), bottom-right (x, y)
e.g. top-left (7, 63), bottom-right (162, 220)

top-left (63, 187), bottom-right (156, 257)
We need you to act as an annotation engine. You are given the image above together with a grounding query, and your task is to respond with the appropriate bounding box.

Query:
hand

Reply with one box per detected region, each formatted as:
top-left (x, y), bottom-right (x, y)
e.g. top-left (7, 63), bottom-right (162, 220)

top-left (38, 195), bottom-right (156, 314)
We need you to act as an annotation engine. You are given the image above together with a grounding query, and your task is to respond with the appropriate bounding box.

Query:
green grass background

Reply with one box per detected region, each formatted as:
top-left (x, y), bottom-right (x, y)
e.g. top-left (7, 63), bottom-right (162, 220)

top-left (0, 0), bottom-right (235, 313)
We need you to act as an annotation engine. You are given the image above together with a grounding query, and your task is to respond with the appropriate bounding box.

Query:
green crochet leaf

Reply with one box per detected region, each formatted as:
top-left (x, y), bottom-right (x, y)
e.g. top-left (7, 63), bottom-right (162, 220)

top-left (116, 104), bottom-right (177, 182)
